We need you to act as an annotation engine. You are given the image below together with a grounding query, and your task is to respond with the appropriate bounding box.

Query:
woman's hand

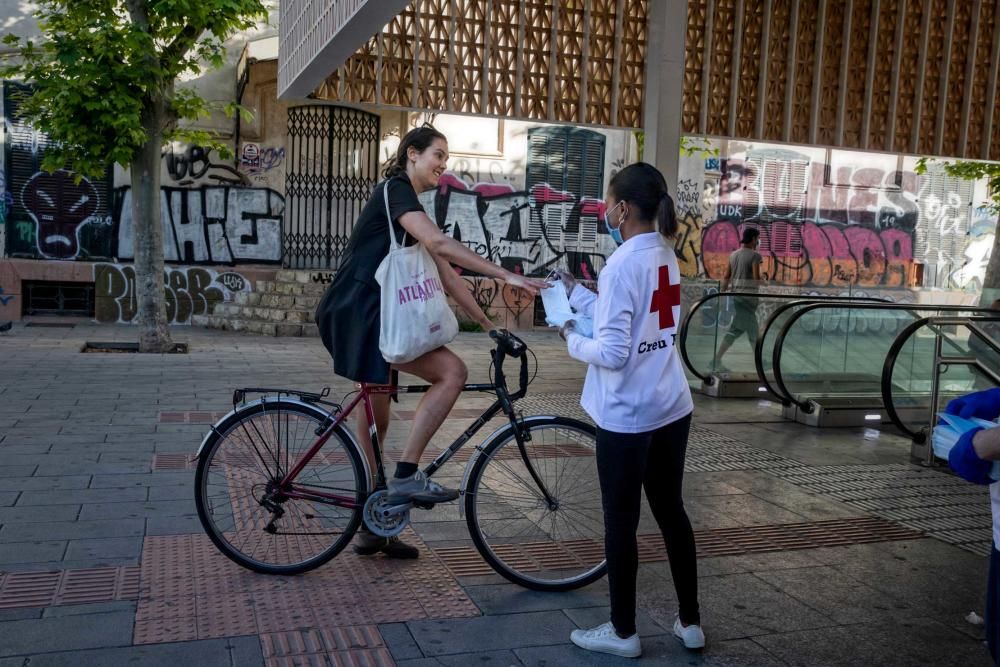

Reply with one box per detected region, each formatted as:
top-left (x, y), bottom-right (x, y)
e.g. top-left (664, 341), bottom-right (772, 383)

top-left (505, 272), bottom-right (549, 295)
top-left (550, 269), bottom-right (577, 297)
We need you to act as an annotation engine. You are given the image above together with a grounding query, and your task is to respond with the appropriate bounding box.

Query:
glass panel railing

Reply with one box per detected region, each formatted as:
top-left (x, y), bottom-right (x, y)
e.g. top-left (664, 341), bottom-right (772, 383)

top-left (679, 284), bottom-right (885, 386)
top-left (773, 303), bottom-right (996, 411)
top-left (756, 297), bottom-right (889, 403)
top-left (885, 316), bottom-right (1000, 439)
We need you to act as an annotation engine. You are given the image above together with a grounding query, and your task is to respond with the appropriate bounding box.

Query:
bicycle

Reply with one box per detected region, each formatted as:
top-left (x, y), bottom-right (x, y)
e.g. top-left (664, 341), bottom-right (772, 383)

top-left (194, 329), bottom-right (606, 591)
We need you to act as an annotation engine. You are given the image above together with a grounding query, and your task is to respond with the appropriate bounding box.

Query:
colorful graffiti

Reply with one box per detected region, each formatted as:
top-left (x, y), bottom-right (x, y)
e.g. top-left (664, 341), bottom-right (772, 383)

top-left (15, 170), bottom-right (113, 260)
top-left (951, 206), bottom-right (999, 290)
top-left (164, 144), bottom-right (246, 186)
top-left (674, 178), bottom-right (704, 277)
top-left (696, 156), bottom-right (998, 289)
top-left (420, 172), bottom-right (616, 278)
top-left (94, 263), bottom-right (250, 324)
top-left (703, 220), bottom-right (913, 287)
top-left (115, 186), bottom-right (284, 264)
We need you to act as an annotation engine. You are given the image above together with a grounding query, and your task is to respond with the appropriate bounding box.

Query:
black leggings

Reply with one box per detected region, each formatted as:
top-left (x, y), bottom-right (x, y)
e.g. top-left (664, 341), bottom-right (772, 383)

top-left (596, 413), bottom-right (699, 636)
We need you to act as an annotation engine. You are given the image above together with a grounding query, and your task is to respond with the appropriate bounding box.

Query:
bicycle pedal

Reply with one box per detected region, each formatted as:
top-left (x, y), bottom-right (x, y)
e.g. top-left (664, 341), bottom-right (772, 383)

top-left (412, 501), bottom-right (435, 510)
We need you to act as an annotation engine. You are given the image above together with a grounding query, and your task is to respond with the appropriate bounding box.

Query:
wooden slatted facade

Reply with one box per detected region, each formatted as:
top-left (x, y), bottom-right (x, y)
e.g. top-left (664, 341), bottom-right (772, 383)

top-left (281, 0), bottom-right (1000, 161)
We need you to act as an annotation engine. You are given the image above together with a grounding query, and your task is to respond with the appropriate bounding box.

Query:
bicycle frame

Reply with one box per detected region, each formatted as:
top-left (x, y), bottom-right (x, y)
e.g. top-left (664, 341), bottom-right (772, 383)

top-left (276, 331), bottom-right (554, 511)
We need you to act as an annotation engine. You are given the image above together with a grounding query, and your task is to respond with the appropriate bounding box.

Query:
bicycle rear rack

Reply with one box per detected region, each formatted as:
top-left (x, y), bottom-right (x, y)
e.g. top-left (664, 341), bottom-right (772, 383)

top-left (232, 386), bottom-right (336, 408)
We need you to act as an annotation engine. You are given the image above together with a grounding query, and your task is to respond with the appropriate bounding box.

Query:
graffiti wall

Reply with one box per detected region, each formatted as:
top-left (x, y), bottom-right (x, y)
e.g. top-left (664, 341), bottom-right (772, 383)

top-left (416, 175), bottom-right (619, 278)
top-left (3, 165), bottom-right (117, 261)
top-left (94, 263), bottom-right (251, 324)
top-left (2, 125), bottom-right (282, 264)
top-left (0, 172), bottom-right (8, 257)
top-left (680, 144), bottom-right (997, 290)
top-left (115, 185), bottom-right (284, 264)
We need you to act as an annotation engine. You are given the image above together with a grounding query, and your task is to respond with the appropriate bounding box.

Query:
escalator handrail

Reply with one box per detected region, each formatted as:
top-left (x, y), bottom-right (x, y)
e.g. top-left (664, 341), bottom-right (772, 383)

top-left (678, 291), bottom-right (889, 384)
top-left (772, 301), bottom-right (996, 412)
top-left (882, 315), bottom-right (1000, 442)
top-left (754, 297), bottom-right (890, 405)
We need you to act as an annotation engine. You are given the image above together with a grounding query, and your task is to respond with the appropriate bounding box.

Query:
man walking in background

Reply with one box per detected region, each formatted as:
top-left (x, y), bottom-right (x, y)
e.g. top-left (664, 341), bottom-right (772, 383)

top-left (712, 227), bottom-right (763, 371)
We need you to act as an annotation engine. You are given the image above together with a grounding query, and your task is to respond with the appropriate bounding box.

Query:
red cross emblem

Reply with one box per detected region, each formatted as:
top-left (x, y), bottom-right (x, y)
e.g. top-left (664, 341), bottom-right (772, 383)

top-left (650, 265), bottom-right (681, 329)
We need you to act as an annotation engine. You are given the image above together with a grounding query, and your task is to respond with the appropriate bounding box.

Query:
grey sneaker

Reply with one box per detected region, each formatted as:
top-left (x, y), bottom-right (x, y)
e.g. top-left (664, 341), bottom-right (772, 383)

top-left (386, 470), bottom-right (459, 505)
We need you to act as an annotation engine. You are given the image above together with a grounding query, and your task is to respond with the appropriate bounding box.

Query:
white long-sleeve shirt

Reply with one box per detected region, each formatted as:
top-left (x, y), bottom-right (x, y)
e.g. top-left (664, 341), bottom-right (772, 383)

top-left (565, 231), bottom-right (693, 433)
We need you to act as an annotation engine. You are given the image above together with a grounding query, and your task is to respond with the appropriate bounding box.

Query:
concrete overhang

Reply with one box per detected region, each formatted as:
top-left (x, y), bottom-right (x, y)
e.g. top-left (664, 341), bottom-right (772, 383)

top-left (278, 0), bottom-right (411, 100)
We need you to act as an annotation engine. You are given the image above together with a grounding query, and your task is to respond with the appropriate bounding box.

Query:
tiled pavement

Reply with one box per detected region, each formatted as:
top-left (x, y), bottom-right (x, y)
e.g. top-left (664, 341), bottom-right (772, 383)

top-left (0, 322), bottom-right (995, 665)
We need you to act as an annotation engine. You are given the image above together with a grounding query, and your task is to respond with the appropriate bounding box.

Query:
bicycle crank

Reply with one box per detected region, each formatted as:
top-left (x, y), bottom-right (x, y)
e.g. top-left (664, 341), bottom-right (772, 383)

top-left (362, 490), bottom-right (411, 537)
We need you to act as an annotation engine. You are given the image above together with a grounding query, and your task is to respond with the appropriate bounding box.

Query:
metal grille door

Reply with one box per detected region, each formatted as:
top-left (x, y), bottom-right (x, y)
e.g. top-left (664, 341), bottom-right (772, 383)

top-left (284, 105), bottom-right (380, 269)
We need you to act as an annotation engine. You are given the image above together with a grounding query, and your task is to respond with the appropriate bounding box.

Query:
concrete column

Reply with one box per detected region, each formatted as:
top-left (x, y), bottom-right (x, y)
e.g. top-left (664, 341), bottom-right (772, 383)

top-left (641, 0), bottom-right (689, 193)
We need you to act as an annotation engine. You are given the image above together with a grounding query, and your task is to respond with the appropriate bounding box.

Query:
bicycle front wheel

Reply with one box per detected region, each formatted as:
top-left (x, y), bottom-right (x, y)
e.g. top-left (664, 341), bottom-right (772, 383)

top-left (465, 416), bottom-right (606, 591)
top-left (195, 398), bottom-right (367, 575)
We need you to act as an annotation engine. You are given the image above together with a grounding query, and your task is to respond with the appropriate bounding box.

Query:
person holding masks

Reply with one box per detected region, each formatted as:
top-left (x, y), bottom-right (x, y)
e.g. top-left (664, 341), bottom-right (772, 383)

top-left (315, 125), bottom-right (546, 558)
top-left (554, 162), bottom-right (704, 658)
top-left (943, 387), bottom-right (1000, 667)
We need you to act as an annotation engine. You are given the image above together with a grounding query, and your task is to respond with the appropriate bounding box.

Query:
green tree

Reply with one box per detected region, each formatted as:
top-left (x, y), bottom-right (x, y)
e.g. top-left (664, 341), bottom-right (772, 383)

top-left (916, 158), bottom-right (1000, 304)
top-left (2, 0), bottom-right (267, 351)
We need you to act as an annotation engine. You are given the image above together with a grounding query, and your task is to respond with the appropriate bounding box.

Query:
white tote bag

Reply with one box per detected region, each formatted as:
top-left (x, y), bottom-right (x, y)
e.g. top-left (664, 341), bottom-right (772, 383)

top-left (374, 182), bottom-right (459, 364)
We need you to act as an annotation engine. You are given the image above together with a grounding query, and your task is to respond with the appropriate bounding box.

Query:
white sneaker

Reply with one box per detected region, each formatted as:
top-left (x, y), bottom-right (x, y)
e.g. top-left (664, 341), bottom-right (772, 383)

top-left (570, 621), bottom-right (642, 658)
top-left (673, 617), bottom-right (706, 650)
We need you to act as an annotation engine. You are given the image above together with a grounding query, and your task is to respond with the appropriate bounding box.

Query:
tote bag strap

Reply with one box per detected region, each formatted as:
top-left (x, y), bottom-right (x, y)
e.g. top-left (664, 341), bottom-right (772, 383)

top-left (383, 179), bottom-right (409, 250)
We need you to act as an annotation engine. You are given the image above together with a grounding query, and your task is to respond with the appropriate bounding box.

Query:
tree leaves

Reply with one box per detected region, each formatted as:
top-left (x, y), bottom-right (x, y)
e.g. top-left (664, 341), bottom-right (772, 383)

top-left (916, 157), bottom-right (1000, 216)
top-left (1, 0), bottom-right (268, 176)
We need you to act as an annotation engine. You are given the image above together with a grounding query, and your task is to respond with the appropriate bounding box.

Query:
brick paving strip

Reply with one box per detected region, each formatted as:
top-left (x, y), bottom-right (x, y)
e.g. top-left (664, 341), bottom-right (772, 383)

top-left (0, 517), bottom-right (921, 611)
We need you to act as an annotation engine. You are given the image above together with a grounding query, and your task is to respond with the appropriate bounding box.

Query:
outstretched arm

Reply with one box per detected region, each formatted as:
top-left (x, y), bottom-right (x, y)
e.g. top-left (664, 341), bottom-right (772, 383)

top-left (431, 253), bottom-right (494, 331)
top-left (399, 210), bottom-right (547, 293)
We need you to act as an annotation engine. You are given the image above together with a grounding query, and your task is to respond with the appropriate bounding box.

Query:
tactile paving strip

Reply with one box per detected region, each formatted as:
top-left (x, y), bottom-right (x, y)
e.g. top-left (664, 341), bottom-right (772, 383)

top-left (770, 463), bottom-right (994, 556)
top-left (527, 395), bottom-right (994, 557)
top-left (260, 626), bottom-right (394, 667)
top-left (133, 530), bottom-right (479, 645)
top-left (433, 517), bottom-right (923, 577)
top-left (516, 393), bottom-right (805, 473)
top-left (0, 566), bottom-right (139, 609)
top-left (152, 454), bottom-right (197, 471)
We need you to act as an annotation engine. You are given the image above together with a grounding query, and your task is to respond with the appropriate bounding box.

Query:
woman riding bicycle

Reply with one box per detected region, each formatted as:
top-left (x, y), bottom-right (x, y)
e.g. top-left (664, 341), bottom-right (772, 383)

top-left (315, 124), bottom-right (546, 558)
top-left (555, 162), bottom-right (705, 658)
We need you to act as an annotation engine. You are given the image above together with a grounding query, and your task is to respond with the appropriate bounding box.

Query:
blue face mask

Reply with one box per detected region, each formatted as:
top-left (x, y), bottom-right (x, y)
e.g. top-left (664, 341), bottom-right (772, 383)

top-left (605, 202), bottom-right (625, 246)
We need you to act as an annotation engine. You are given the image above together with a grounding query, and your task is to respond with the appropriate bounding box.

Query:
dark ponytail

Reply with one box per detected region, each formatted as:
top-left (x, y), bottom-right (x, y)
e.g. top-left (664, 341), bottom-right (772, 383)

top-left (607, 162), bottom-right (679, 239)
top-left (383, 124), bottom-right (448, 178)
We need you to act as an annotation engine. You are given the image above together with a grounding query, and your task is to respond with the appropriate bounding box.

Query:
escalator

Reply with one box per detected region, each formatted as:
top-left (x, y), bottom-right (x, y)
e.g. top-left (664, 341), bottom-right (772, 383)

top-left (678, 291), bottom-right (887, 398)
top-left (882, 314), bottom-right (1000, 461)
top-left (768, 302), bottom-right (994, 427)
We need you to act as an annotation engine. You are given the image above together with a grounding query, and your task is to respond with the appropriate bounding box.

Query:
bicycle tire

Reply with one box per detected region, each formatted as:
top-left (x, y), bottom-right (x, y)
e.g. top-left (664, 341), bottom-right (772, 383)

top-left (194, 398), bottom-right (367, 575)
top-left (465, 415), bottom-right (607, 591)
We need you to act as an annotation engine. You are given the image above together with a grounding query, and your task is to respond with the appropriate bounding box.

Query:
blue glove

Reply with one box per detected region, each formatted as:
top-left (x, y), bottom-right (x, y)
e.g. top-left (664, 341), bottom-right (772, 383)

top-left (948, 427), bottom-right (993, 485)
top-left (945, 387), bottom-right (1000, 420)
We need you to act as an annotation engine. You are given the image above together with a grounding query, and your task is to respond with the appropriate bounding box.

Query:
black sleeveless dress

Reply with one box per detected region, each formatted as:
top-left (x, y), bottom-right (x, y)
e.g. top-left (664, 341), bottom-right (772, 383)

top-left (315, 174), bottom-right (425, 383)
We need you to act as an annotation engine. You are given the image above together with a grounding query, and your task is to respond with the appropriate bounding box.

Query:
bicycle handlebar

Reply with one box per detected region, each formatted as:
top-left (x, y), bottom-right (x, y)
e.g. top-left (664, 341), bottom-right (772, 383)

top-left (490, 329), bottom-right (529, 400)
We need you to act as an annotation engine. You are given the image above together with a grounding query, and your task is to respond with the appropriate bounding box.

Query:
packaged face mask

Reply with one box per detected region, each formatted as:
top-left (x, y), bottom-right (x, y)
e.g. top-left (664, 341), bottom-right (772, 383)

top-left (933, 412), bottom-right (1000, 480)
top-left (540, 283), bottom-right (594, 338)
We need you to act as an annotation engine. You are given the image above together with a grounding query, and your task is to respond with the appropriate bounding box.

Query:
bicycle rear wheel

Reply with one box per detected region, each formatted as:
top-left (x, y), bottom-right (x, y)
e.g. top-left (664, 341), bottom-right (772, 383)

top-left (194, 398), bottom-right (367, 575)
top-left (465, 416), bottom-right (606, 591)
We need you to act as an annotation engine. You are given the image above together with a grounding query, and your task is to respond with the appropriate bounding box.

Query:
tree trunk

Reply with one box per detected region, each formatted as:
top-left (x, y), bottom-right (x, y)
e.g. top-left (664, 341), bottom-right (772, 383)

top-left (130, 101), bottom-right (173, 353)
top-left (981, 229), bottom-right (1000, 307)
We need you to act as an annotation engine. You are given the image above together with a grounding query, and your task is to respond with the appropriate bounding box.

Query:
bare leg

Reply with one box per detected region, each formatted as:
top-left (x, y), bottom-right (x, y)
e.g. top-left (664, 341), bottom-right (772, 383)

top-left (393, 346), bottom-right (468, 465)
top-left (713, 337), bottom-right (734, 366)
top-left (355, 384), bottom-right (390, 483)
